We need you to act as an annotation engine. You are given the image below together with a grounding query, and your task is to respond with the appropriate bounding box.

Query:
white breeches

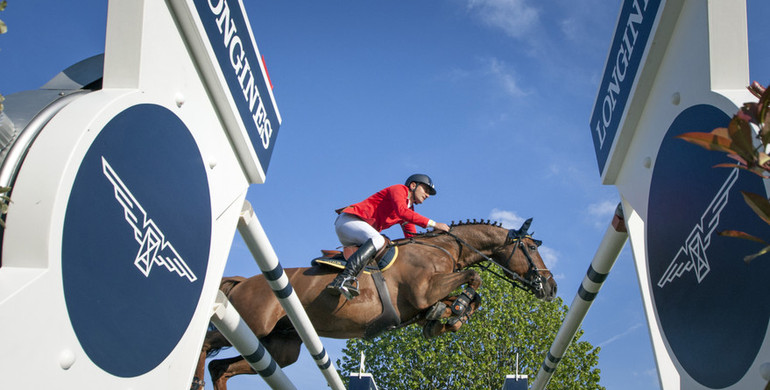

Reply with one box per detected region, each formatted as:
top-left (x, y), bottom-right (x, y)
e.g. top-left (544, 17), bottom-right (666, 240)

top-left (334, 213), bottom-right (386, 250)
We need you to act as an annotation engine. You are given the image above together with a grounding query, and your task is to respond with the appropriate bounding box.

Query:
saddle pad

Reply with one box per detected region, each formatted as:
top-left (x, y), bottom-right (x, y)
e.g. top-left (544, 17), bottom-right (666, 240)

top-left (311, 246), bottom-right (399, 273)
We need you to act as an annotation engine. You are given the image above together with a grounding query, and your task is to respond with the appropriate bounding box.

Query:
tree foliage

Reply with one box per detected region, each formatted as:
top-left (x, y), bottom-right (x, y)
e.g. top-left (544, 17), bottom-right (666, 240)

top-left (677, 82), bottom-right (770, 262)
top-left (336, 270), bottom-right (602, 390)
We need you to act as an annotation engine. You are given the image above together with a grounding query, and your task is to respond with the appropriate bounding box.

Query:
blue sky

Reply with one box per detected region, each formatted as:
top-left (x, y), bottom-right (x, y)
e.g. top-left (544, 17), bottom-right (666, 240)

top-left (2, 1), bottom-right (768, 389)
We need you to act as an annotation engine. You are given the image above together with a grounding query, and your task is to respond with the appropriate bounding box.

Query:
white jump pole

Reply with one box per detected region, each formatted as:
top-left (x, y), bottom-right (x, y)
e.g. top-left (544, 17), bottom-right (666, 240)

top-left (531, 203), bottom-right (628, 390)
top-left (210, 290), bottom-right (297, 390)
top-left (237, 200), bottom-right (346, 390)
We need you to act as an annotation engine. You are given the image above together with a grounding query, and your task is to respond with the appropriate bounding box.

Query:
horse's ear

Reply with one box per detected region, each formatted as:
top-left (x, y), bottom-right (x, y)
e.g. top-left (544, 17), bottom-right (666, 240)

top-left (519, 218), bottom-right (532, 234)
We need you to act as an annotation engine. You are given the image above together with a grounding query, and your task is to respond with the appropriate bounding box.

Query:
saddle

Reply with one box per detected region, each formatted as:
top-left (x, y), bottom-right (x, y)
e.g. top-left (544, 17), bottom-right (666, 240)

top-left (312, 239), bottom-right (401, 339)
top-left (311, 240), bottom-right (398, 273)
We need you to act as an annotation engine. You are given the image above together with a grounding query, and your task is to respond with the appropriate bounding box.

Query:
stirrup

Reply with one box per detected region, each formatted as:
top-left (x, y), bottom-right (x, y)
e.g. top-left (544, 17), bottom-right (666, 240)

top-left (327, 276), bottom-right (360, 300)
top-left (339, 276), bottom-right (360, 300)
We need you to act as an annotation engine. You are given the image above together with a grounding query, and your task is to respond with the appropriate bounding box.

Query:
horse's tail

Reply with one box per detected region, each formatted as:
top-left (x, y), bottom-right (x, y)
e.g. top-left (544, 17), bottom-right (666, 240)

top-left (207, 276), bottom-right (248, 358)
top-left (220, 275), bottom-right (247, 297)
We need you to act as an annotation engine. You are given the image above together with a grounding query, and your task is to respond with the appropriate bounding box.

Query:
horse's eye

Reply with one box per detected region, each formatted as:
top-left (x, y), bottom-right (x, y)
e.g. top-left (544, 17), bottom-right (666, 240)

top-left (528, 245), bottom-right (537, 251)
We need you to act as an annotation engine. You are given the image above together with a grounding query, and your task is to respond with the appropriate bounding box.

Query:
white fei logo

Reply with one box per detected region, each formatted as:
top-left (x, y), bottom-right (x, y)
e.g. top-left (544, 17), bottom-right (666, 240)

top-left (101, 157), bottom-right (198, 282)
top-left (657, 168), bottom-right (739, 288)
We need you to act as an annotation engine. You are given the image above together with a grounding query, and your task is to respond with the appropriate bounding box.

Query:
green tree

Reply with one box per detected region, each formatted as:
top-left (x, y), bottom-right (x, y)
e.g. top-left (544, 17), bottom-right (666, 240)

top-left (336, 270), bottom-right (602, 390)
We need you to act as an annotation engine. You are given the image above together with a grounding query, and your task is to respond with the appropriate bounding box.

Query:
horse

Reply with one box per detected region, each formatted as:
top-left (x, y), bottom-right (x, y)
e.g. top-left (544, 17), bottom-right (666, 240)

top-left (192, 218), bottom-right (557, 390)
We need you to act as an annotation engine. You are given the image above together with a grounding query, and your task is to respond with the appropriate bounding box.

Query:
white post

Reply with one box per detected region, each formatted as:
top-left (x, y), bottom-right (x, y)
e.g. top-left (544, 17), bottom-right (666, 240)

top-left (210, 291), bottom-right (297, 390)
top-left (237, 200), bottom-right (346, 390)
top-left (531, 204), bottom-right (628, 390)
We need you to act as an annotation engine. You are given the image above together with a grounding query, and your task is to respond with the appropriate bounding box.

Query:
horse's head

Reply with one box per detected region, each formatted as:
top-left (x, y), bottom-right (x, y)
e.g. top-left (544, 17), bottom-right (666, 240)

top-left (488, 218), bottom-right (557, 301)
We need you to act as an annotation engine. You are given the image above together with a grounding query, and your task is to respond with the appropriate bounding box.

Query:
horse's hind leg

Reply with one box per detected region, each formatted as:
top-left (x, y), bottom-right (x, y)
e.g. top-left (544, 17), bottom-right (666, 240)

top-left (192, 330), bottom-right (232, 389)
top-left (207, 329), bottom-right (303, 390)
top-left (209, 356), bottom-right (253, 390)
top-left (261, 328), bottom-right (303, 367)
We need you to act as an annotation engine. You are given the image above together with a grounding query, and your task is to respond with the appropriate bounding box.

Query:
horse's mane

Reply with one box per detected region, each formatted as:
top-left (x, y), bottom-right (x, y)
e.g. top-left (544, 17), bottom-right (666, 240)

top-left (392, 219), bottom-right (505, 244)
top-left (449, 219), bottom-right (504, 228)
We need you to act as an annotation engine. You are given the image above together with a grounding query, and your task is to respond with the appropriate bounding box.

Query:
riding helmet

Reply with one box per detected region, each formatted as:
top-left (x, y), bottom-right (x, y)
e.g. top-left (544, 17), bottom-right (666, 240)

top-left (405, 174), bottom-right (437, 195)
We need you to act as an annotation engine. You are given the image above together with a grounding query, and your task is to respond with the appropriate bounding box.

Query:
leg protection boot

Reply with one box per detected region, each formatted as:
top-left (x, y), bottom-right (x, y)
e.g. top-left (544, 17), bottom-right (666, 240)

top-left (326, 238), bottom-right (377, 300)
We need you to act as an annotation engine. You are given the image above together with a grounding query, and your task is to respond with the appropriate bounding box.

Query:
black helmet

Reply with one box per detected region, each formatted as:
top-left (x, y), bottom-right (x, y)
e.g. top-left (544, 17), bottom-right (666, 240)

top-left (405, 174), bottom-right (436, 195)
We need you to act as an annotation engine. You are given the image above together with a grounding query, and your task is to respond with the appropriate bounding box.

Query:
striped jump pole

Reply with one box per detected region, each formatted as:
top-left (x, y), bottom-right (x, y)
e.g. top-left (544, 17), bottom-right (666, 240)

top-left (237, 201), bottom-right (346, 390)
top-left (531, 203), bottom-right (628, 390)
top-left (210, 290), bottom-right (296, 390)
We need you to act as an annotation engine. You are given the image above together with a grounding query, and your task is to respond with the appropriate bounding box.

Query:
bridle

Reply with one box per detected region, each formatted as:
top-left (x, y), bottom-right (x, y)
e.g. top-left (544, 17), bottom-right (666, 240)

top-left (445, 220), bottom-right (552, 296)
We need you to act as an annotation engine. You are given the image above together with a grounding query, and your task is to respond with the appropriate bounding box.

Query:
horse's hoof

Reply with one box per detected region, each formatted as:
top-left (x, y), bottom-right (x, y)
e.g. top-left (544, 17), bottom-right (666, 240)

top-left (190, 377), bottom-right (205, 390)
top-left (447, 318), bottom-right (464, 332)
top-left (425, 301), bottom-right (447, 320)
top-left (422, 320), bottom-right (442, 339)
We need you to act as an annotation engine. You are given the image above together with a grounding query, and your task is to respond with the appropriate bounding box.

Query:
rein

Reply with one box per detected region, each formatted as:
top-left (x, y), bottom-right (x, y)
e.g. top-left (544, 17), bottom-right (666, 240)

top-left (444, 230), bottom-right (548, 294)
top-left (391, 225), bottom-right (550, 295)
top-left (390, 235), bottom-right (458, 270)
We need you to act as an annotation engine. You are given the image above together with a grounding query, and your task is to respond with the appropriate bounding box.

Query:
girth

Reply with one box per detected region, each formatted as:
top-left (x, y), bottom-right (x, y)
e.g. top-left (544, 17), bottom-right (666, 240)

top-left (312, 241), bottom-right (401, 338)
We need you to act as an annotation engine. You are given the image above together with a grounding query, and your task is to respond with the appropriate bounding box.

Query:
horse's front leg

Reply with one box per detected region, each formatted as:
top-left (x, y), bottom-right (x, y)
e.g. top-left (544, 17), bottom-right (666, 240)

top-left (421, 292), bottom-right (482, 338)
top-left (416, 269), bottom-right (481, 309)
top-left (417, 269), bottom-right (482, 338)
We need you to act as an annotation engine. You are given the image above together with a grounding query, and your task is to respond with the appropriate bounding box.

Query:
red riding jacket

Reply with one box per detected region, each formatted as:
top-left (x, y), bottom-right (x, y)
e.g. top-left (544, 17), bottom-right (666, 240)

top-left (340, 184), bottom-right (431, 238)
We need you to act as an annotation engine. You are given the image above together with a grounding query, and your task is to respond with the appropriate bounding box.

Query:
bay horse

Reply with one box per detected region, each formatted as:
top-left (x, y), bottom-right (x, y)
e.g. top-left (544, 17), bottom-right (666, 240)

top-left (193, 219), bottom-right (556, 390)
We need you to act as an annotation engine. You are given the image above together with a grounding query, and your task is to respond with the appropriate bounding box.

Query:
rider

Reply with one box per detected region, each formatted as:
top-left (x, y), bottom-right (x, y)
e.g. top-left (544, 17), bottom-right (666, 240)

top-left (327, 174), bottom-right (451, 300)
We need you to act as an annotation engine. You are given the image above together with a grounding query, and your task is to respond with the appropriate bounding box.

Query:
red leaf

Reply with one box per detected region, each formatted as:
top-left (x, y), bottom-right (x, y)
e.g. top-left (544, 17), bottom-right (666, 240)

top-left (676, 131), bottom-right (735, 154)
top-left (744, 245), bottom-right (770, 264)
top-left (741, 191), bottom-right (770, 225)
top-left (727, 117), bottom-right (757, 162)
top-left (718, 229), bottom-right (767, 244)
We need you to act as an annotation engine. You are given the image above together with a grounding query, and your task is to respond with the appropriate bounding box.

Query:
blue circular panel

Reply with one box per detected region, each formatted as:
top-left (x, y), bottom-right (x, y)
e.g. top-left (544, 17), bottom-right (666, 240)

top-left (62, 104), bottom-right (211, 377)
top-left (648, 104), bottom-right (770, 387)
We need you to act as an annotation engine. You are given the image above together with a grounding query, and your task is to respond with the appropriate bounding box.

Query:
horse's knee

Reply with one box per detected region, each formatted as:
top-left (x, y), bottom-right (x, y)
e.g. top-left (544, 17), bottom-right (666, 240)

top-left (467, 270), bottom-right (482, 289)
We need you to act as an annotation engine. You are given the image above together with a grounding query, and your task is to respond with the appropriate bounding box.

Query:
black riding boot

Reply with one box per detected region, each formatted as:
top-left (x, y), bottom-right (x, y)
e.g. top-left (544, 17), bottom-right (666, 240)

top-left (326, 239), bottom-right (377, 300)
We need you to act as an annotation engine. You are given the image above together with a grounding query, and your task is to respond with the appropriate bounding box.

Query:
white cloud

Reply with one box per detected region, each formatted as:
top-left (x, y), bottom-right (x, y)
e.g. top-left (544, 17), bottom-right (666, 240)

top-left (489, 208), bottom-right (525, 229)
top-left (466, 0), bottom-right (540, 39)
top-left (484, 57), bottom-right (527, 98)
top-left (587, 199), bottom-right (619, 228)
top-left (588, 200), bottom-right (618, 217)
top-left (538, 245), bottom-right (559, 270)
top-left (560, 17), bottom-right (579, 39)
